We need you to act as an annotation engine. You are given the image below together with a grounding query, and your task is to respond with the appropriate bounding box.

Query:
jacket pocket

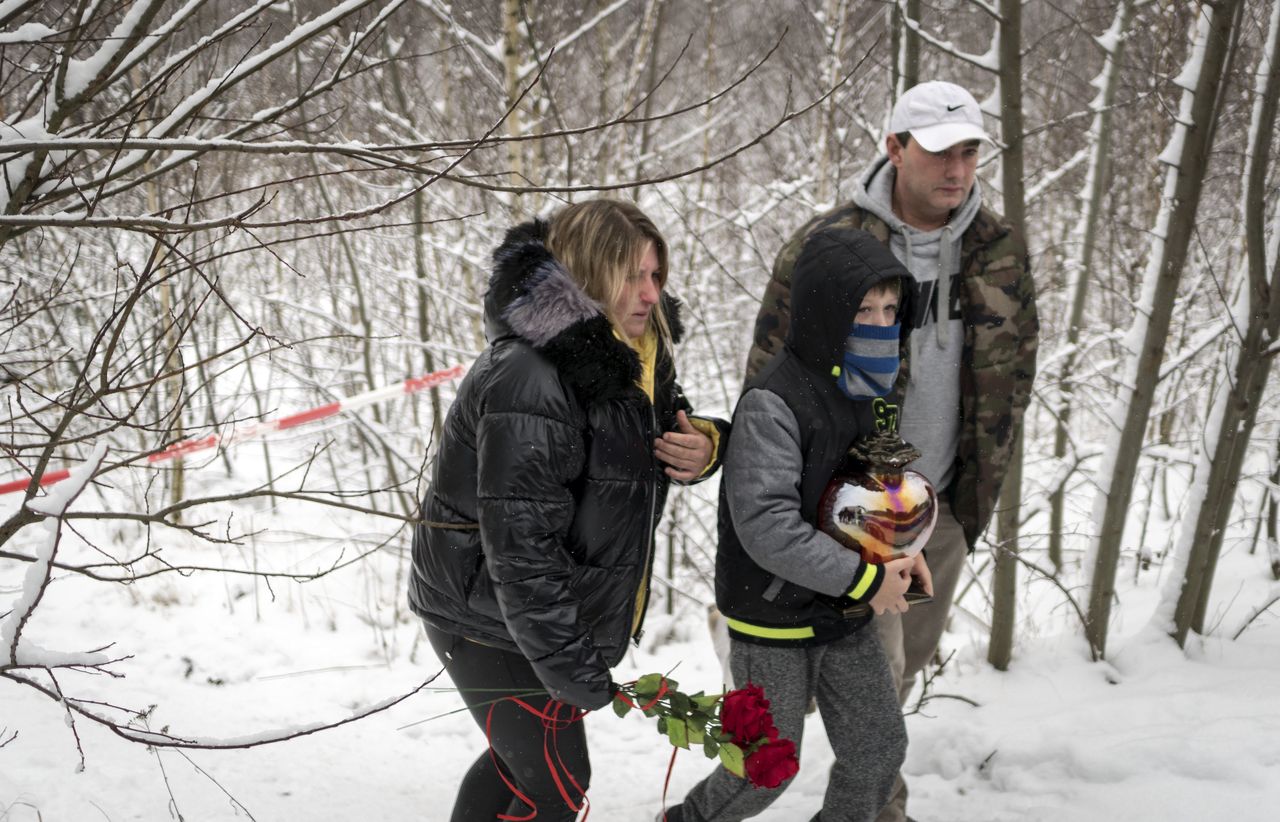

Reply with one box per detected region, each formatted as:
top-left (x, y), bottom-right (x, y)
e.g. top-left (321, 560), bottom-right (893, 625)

top-left (760, 574), bottom-right (817, 611)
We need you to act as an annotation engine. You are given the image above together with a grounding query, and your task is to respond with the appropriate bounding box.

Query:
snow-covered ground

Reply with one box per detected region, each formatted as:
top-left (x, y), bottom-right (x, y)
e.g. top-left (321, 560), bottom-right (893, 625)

top-left (3, 488), bottom-right (1278, 822)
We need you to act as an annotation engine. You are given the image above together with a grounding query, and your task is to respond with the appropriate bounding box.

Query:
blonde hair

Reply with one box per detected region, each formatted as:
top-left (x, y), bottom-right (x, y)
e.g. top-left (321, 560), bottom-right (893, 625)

top-left (547, 198), bottom-right (673, 351)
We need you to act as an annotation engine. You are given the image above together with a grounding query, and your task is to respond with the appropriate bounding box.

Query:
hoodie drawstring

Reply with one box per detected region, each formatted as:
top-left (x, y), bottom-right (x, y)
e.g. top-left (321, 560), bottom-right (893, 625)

top-left (902, 230), bottom-right (920, 366)
top-left (936, 225), bottom-right (954, 345)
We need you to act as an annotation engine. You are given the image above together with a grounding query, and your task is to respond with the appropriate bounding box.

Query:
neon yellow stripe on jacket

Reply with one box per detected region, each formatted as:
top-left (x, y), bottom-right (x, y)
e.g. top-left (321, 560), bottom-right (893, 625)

top-left (848, 562), bottom-right (880, 601)
top-left (725, 617), bottom-right (816, 641)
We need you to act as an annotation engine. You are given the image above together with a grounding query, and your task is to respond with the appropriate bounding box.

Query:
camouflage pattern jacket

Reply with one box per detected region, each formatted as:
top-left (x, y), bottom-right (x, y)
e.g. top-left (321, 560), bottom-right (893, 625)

top-left (747, 203), bottom-right (1038, 549)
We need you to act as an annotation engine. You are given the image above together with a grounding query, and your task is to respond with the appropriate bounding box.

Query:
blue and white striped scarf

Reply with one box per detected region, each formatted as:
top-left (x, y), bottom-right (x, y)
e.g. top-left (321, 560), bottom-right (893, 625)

top-left (837, 322), bottom-right (900, 400)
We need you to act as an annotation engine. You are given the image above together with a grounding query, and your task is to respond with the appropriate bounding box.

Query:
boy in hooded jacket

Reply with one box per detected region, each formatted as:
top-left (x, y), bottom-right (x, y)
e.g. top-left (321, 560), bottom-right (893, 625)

top-left (665, 227), bottom-right (931, 822)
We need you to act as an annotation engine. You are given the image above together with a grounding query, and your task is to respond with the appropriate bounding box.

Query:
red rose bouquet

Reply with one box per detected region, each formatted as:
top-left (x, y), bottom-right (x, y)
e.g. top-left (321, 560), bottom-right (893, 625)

top-left (613, 674), bottom-right (799, 790)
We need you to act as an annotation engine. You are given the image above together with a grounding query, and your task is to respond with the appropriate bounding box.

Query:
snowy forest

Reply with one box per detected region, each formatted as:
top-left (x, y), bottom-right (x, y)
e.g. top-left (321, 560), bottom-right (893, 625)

top-left (3, 1), bottom-right (1280, 820)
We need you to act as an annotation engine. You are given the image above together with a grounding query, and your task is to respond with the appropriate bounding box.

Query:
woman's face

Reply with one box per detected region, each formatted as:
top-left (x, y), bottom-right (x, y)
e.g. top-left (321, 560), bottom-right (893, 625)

top-left (613, 241), bottom-right (661, 341)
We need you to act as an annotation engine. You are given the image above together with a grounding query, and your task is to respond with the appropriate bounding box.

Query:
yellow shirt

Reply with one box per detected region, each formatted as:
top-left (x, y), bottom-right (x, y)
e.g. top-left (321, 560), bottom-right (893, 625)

top-left (624, 328), bottom-right (658, 401)
top-left (620, 327), bottom-right (721, 467)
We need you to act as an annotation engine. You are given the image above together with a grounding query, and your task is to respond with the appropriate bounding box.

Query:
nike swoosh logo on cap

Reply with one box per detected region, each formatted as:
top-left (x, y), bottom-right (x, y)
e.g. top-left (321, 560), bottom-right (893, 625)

top-left (946, 104), bottom-right (963, 111)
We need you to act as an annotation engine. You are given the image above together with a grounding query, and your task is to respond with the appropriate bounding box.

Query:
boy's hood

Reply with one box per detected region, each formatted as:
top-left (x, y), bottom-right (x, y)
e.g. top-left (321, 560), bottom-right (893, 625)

top-left (786, 227), bottom-right (915, 375)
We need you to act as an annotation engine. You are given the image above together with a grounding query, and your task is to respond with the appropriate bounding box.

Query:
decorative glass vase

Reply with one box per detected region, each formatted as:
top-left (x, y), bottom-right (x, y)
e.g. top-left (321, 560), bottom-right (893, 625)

top-left (817, 429), bottom-right (938, 565)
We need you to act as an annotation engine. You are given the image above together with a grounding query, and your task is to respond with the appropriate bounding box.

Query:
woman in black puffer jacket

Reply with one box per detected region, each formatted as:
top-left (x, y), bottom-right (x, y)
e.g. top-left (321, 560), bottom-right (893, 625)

top-left (408, 199), bottom-right (727, 822)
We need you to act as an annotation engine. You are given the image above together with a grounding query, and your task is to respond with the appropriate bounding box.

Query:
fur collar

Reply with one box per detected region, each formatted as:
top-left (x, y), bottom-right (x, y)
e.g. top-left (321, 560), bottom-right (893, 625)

top-left (485, 218), bottom-right (683, 403)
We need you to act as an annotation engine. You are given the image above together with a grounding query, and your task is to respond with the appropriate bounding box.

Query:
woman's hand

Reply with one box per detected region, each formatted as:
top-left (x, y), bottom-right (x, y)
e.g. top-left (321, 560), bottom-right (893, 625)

top-left (654, 410), bottom-right (713, 481)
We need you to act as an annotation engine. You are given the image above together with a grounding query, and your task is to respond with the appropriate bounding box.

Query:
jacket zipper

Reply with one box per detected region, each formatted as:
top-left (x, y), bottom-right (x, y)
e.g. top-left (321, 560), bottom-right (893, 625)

top-left (632, 402), bottom-right (659, 646)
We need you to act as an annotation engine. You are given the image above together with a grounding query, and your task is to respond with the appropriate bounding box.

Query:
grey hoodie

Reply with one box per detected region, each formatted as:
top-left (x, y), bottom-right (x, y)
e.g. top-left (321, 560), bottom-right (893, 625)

top-left (851, 156), bottom-right (982, 490)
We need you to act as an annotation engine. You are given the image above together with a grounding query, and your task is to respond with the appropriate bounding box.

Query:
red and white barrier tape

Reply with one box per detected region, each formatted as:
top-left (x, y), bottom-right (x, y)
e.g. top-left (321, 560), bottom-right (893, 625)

top-left (0, 364), bottom-right (465, 496)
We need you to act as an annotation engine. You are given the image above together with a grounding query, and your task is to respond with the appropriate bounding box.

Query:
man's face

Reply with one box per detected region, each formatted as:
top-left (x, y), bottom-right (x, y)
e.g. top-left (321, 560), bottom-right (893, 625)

top-left (886, 134), bottom-right (980, 230)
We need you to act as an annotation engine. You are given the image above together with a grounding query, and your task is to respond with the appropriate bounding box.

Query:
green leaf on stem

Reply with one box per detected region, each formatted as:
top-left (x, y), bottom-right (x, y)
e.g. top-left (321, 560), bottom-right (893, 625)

top-left (635, 673), bottom-right (664, 699)
top-left (692, 693), bottom-right (723, 711)
top-left (666, 717), bottom-right (689, 749)
top-left (718, 742), bottom-right (745, 777)
top-left (612, 695), bottom-right (631, 719)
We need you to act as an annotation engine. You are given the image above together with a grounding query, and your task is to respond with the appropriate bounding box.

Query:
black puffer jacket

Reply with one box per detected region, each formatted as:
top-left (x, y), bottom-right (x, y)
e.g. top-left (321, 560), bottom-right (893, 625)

top-left (408, 219), bottom-right (725, 710)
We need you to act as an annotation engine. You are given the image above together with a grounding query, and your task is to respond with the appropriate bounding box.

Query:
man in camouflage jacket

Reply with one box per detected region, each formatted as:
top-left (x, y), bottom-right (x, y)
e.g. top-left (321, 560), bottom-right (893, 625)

top-left (745, 81), bottom-right (1038, 822)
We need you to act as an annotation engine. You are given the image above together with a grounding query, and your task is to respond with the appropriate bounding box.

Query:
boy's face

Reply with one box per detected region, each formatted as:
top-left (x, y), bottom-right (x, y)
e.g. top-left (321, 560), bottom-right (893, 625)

top-left (856, 287), bottom-right (900, 327)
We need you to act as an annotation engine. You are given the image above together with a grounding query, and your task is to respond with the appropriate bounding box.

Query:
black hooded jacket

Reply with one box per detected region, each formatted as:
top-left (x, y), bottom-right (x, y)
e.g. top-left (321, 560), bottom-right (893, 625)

top-left (408, 219), bottom-right (725, 710)
top-left (715, 227), bottom-right (915, 643)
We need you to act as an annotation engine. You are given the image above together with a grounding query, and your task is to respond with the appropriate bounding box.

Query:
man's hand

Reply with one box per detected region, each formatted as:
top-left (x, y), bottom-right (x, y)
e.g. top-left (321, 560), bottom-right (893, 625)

top-left (654, 410), bottom-right (713, 481)
top-left (868, 556), bottom-right (914, 615)
top-left (910, 552), bottom-right (933, 598)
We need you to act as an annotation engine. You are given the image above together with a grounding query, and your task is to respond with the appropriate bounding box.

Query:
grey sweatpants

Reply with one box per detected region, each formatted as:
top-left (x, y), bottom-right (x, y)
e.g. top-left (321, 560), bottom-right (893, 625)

top-left (678, 627), bottom-right (906, 822)
top-left (874, 500), bottom-right (969, 822)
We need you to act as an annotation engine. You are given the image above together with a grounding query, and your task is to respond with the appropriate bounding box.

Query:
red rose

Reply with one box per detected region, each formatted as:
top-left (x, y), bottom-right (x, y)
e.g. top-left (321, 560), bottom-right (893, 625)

top-left (744, 738), bottom-right (799, 789)
top-left (719, 683), bottom-right (778, 746)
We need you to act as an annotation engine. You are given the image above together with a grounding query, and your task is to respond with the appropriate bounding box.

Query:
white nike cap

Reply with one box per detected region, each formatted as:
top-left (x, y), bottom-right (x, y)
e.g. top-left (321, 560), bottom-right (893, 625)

top-left (888, 81), bottom-right (992, 152)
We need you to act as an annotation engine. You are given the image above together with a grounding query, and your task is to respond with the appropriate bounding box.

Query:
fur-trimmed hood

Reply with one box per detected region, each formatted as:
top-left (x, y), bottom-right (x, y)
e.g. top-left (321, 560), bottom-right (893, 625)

top-left (484, 218), bottom-right (683, 403)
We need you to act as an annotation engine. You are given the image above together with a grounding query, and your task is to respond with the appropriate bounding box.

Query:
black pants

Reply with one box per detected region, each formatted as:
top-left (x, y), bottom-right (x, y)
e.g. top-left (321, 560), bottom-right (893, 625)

top-left (426, 623), bottom-right (590, 822)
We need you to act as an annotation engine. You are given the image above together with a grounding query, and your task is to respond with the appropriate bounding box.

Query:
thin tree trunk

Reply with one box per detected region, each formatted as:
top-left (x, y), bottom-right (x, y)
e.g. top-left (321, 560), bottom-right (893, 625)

top-left (502, 0), bottom-right (527, 187)
top-left (1268, 435), bottom-right (1279, 579)
top-left (156, 249), bottom-right (184, 514)
top-left (626, 0), bottom-right (667, 187)
top-left (988, 0), bottom-right (1026, 672)
top-left (1049, 0), bottom-right (1132, 575)
top-left (1133, 463), bottom-right (1159, 580)
top-left (243, 345), bottom-right (276, 493)
top-left (989, 436), bottom-right (1022, 669)
top-left (894, 0), bottom-right (921, 96)
top-left (386, 39), bottom-right (444, 449)
top-left (141, 134), bottom-right (186, 514)
top-left (1086, 1), bottom-right (1240, 658)
top-left (1170, 0), bottom-right (1280, 641)
top-left (815, 0), bottom-right (849, 205)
